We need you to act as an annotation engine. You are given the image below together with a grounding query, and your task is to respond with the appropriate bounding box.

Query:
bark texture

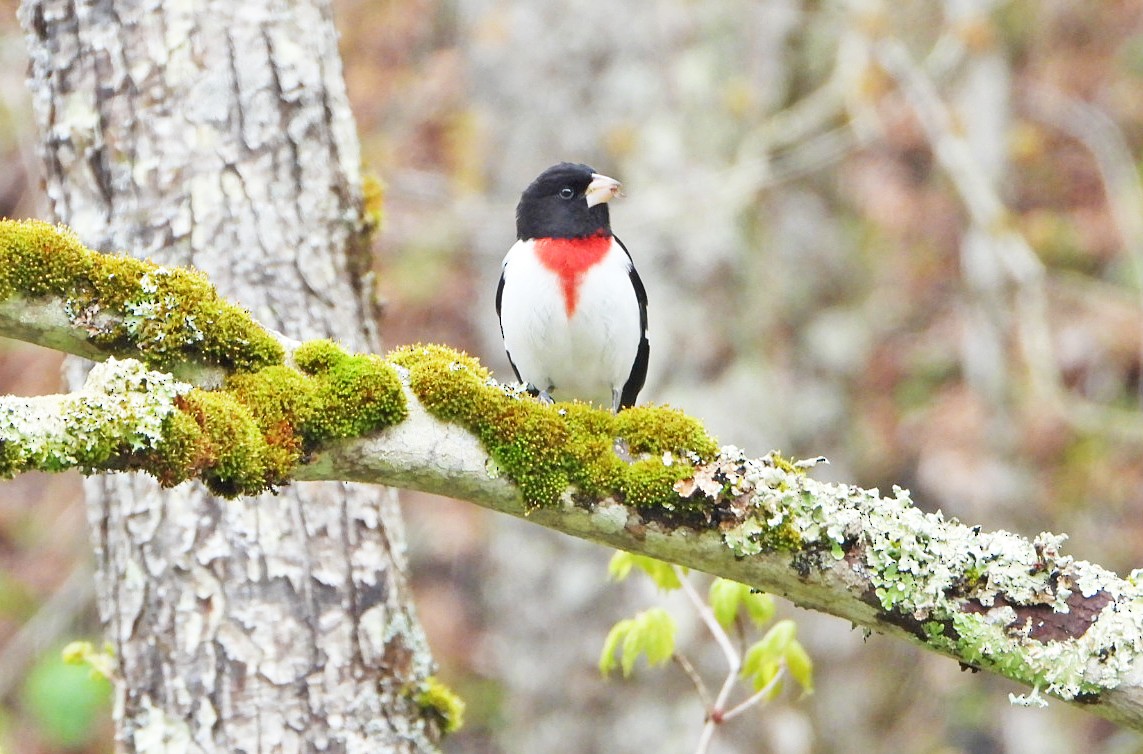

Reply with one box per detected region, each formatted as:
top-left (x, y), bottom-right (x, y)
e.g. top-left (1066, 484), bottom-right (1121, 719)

top-left (18, 1), bottom-right (438, 751)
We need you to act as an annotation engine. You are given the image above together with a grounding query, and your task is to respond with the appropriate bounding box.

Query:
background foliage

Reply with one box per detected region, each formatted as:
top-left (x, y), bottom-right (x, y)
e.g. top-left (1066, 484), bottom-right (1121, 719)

top-left (3, 1), bottom-right (1143, 752)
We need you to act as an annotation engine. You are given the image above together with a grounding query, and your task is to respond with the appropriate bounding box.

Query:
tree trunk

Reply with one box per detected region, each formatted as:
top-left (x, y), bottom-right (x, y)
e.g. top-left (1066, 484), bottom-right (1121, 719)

top-left (18, 1), bottom-right (439, 751)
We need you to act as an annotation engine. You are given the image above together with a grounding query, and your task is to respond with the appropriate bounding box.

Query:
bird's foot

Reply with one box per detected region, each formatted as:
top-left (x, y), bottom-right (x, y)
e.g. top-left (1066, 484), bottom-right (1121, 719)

top-left (521, 383), bottom-right (555, 405)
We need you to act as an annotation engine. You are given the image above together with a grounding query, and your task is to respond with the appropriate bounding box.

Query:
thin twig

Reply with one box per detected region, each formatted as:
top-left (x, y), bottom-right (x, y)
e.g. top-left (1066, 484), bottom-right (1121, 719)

top-left (695, 670), bottom-right (742, 754)
top-left (676, 567), bottom-right (740, 670)
top-left (676, 567), bottom-right (745, 754)
top-left (695, 717), bottom-right (718, 754)
top-left (673, 653), bottom-right (713, 710)
top-left (721, 666), bottom-right (787, 723)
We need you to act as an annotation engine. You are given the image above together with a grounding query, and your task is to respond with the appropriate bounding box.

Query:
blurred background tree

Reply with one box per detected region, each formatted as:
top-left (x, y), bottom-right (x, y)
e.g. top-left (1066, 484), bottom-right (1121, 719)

top-left (4, 0), bottom-right (1143, 752)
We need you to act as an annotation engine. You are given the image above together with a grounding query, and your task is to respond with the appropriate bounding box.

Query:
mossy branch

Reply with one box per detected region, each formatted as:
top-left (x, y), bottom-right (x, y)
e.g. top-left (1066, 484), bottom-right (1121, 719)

top-left (0, 219), bottom-right (285, 386)
top-left (4, 221), bottom-right (1143, 731)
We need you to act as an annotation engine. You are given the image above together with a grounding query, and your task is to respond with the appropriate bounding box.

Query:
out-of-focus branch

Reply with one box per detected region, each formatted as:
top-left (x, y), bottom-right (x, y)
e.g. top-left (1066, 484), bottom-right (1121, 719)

top-left (0, 563), bottom-right (93, 699)
top-left (628, 7), bottom-right (975, 240)
top-left (873, 34), bottom-right (1143, 440)
top-left (745, 5), bottom-right (983, 193)
top-left (1025, 86), bottom-right (1143, 407)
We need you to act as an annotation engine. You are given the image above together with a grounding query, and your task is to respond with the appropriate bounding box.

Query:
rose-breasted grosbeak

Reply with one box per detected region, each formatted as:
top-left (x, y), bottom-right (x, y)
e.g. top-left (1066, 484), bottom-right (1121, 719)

top-left (496, 162), bottom-right (649, 412)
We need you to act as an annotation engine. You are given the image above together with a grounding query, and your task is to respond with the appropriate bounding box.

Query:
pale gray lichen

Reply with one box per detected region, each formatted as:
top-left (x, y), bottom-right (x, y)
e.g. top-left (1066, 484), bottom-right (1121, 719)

top-left (1010, 686), bottom-right (1050, 708)
top-left (121, 270), bottom-right (207, 350)
top-left (590, 501), bottom-right (630, 535)
top-left (705, 445), bottom-right (1143, 703)
top-left (0, 357), bottom-right (190, 475)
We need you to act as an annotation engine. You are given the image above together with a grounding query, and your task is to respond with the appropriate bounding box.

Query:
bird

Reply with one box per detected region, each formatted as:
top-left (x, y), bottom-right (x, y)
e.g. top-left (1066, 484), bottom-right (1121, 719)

top-left (496, 162), bottom-right (649, 412)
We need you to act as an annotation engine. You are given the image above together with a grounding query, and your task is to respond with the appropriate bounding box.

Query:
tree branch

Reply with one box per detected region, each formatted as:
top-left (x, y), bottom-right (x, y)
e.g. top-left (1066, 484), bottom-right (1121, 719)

top-left (0, 219), bottom-right (288, 387)
top-left (303, 386), bottom-right (1143, 731)
top-left (4, 222), bottom-right (1143, 731)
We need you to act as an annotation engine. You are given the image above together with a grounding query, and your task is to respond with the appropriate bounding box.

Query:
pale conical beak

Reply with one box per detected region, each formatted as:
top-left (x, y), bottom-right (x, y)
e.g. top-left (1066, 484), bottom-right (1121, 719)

top-left (585, 173), bottom-right (623, 208)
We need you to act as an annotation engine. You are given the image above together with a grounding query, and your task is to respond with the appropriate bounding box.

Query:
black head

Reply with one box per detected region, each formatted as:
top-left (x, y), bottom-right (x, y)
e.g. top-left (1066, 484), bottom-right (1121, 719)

top-left (515, 162), bottom-right (621, 240)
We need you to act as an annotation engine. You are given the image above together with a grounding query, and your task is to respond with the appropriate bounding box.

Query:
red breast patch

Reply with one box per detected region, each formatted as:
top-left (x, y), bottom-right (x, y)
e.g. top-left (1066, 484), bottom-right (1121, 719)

top-left (534, 235), bottom-right (611, 317)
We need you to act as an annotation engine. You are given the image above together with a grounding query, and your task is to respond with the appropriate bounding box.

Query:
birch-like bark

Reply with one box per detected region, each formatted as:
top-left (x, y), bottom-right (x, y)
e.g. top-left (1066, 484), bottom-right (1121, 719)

top-left (18, 1), bottom-right (438, 751)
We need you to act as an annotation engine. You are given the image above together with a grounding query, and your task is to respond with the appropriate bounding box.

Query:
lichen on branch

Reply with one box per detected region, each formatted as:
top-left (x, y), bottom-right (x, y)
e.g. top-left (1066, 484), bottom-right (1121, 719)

top-left (698, 447), bottom-right (1143, 703)
top-left (0, 357), bottom-right (189, 477)
top-left (0, 341), bottom-right (408, 497)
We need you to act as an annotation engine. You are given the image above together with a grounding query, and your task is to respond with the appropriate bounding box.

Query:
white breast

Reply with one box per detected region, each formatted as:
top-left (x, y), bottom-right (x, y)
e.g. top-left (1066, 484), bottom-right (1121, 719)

top-left (499, 238), bottom-right (643, 407)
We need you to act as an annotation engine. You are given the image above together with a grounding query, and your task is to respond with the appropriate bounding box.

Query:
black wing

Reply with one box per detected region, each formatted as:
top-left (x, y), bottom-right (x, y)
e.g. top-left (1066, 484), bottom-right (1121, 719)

top-left (496, 263), bottom-right (524, 383)
top-left (615, 236), bottom-right (649, 409)
top-left (495, 265), bottom-right (506, 336)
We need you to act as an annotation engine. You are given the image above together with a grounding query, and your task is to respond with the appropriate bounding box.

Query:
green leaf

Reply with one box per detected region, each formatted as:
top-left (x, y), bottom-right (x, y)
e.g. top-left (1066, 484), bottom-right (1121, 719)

top-left (758, 619), bottom-right (796, 657)
top-left (742, 590), bottom-right (775, 627)
top-left (22, 648), bottom-right (112, 748)
top-left (599, 619), bottom-right (633, 677)
top-left (607, 552), bottom-right (683, 590)
top-left (608, 551), bottom-right (635, 581)
top-left (620, 619), bottom-right (643, 676)
top-left (62, 640), bottom-right (115, 680)
top-left (740, 645), bottom-right (782, 694)
top-left (741, 640), bottom-right (770, 679)
top-left (709, 579), bottom-right (775, 629)
top-left (640, 608), bottom-right (677, 666)
top-left (599, 608), bottom-right (677, 678)
top-left (708, 578), bottom-right (743, 628)
top-left (785, 640), bottom-right (814, 695)
top-left (741, 620), bottom-right (797, 693)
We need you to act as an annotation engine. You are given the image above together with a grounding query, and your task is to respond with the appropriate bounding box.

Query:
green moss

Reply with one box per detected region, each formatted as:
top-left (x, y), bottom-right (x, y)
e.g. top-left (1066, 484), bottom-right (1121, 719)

top-left (0, 219), bottom-right (283, 371)
top-left (150, 408), bottom-right (206, 488)
top-left (412, 676), bottom-right (465, 735)
top-left (619, 457), bottom-right (697, 509)
top-left (0, 341), bottom-right (406, 499)
top-left (768, 452), bottom-right (802, 476)
top-left (290, 339), bottom-right (407, 439)
top-left (67, 426), bottom-right (121, 473)
top-left (174, 389), bottom-right (274, 497)
top-left (560, 402), bottom-right (627, 497)
top-left (390, 344), bottom-right (719, 512)
top-left (104, 383), bottom-right (277, 498)
top-left (225, 366), bottom-right (318, 475)
top-left (139, 341), bottom-right (408, 496)
top-left (294, 338), bottom-right (347, 374)
top-left (963, 564), bottom-right (986, 589)
top-left (755, 517), bottom-right (803, 551)
top-left (362, 172), bottom-right (385, 232)
top-left (390, 342), bottom-right (491, 421)
top-left (614, 404), bottom-right (719, 459)
top-left (0, 439), bottom-right (18, 478)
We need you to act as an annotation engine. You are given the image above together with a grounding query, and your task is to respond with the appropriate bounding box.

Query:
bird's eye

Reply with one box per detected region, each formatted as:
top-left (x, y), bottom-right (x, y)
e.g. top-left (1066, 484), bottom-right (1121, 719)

top-left (558, 187), bottom-right (575, 199)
